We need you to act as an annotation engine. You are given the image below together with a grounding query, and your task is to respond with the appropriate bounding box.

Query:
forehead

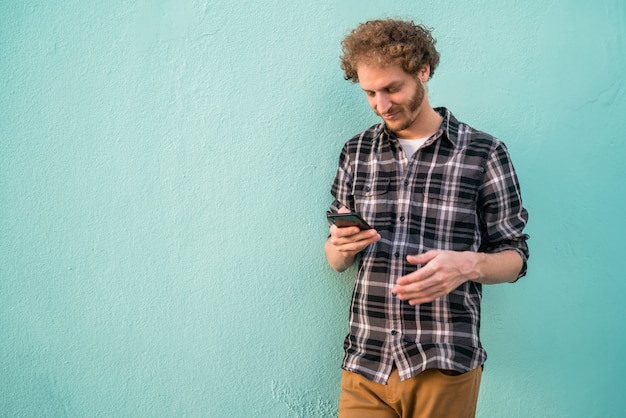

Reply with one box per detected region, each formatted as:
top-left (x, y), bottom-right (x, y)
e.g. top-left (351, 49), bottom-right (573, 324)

top-left (356, 63), bottom-right (412, 90)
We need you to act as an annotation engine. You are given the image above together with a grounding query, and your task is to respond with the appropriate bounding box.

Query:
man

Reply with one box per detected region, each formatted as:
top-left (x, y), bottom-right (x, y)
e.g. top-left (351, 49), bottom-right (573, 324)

top-left (324, 19), bottom-right (529, 417)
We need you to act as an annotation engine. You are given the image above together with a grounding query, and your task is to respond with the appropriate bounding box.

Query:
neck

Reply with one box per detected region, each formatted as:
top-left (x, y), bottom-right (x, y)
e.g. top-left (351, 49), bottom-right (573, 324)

top-left (400, 105), bottom-right (443, 139)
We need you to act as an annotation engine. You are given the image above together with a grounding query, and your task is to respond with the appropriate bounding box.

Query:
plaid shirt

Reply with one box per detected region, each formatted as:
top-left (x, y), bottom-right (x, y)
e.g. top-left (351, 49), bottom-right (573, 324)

top-left (329, 108), bottom-right (529, 384)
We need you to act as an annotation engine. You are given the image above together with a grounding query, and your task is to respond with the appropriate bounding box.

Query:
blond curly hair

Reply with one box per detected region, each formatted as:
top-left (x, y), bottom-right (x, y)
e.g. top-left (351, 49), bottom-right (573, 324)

top-left (340, 19), bottom-right (440, 82)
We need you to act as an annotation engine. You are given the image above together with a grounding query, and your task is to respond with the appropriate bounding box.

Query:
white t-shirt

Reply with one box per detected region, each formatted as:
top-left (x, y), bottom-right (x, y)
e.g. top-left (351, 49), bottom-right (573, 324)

top-left (398, 137), bottom-right (428, 160)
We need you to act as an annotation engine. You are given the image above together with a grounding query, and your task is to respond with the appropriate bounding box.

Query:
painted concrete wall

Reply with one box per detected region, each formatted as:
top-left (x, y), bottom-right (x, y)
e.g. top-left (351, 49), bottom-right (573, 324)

top-left (2, 1), bottom-right (625, 416)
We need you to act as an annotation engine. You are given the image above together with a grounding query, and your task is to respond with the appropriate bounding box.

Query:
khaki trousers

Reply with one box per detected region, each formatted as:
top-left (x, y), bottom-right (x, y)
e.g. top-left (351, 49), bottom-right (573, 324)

top-left (338, 367), bottom-right (482, 418)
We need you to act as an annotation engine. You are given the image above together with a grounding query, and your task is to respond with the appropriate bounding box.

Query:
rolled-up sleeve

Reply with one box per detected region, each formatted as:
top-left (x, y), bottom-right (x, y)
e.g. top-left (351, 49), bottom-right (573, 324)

top-left (329, 144), bottom-right (355, 214)
top-left (478, 142), bottom-right (530, 278)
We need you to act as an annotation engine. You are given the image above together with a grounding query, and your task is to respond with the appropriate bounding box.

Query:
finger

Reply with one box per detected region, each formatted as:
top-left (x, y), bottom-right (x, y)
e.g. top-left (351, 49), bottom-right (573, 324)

top-left (407, 293), bottom-right (439, 306)
top-left (336, 235), bottom-right (378, 255)
top-left (393, 268), bottom-right (440, 297)
top-left (393, 282), bottom-right (433, 300)
top-left (396, 288), bottom-right (438, 305)
top-left (335, 230), bottom-right (379, 245)
top-left (332, 230), bottom-right (380, 252)
top-left (347, 231), bottom-right (380, 247)
top-left (407, 250), bottom-right (439, 265)
top-left (330, 224), bottom-right (361, 238)
top-left (395, 261), bottom-right (436, 286)
top-left (397, 280), bottom-right (445, 304)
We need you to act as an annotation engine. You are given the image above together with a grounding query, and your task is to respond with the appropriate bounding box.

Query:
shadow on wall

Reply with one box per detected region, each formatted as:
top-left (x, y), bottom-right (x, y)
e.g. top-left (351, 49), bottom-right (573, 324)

top-left (272, 381), bottom-right (336, 417)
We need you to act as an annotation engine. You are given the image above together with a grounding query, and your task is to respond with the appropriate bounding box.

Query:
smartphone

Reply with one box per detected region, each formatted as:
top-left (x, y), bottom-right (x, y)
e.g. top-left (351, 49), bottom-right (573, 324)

top-left (326, 212), bottom-right (372, 230)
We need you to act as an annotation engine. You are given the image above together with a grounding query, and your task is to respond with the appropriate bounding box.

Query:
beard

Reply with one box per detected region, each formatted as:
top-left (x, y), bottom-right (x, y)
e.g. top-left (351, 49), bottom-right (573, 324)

top-left (407, 81), bottom-right (425, 113)
top-left (382, 81), bottom-right (425, 133)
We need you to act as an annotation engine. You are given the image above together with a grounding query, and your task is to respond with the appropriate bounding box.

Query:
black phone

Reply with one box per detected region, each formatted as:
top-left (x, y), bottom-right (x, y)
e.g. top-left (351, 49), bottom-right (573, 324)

top-left (326, 212), bottom-right (372, 230)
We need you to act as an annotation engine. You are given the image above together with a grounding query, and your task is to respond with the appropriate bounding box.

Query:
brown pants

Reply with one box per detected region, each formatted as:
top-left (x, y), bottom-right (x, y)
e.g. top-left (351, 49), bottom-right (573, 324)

top-left (338, 367), bottom-right (482, 418)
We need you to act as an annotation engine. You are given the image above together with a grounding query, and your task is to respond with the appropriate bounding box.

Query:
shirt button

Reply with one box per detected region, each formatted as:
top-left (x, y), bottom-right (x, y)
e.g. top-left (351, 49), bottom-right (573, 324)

top-left (391, 330), bottom-right (398, 336)
top-left (399, 216), bottom-right (405, 222)
top-left (404, 180), bottom-right (409, 187)
top-left (394, 252), bottom-right (400, 258)
top-left (364, 186), bottom-right (371, 192)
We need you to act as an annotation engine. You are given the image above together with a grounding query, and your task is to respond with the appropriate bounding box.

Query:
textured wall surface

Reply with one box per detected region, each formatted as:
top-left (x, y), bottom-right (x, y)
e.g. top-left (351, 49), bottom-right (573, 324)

top-left (2, 1), bottom-right (625, 417)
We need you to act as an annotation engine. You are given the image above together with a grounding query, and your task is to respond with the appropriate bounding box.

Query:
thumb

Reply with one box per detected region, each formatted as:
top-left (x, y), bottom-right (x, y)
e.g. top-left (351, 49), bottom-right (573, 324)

top-left (407, 250), bottom-right (439, 265)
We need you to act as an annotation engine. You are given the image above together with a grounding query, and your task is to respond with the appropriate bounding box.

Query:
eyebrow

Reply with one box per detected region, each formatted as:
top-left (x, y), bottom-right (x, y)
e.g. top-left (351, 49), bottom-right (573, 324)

top-left (361, 81), bottom-right (403, 93)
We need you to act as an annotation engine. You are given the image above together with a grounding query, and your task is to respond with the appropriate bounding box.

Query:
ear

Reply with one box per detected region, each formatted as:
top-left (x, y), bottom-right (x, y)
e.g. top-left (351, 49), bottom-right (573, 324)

top-left (419, 64), bottom-right (431, 83)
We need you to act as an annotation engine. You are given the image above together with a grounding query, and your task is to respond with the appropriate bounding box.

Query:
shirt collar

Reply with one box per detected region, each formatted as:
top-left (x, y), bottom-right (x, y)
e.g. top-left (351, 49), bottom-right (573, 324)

top-left (373, 107), bottom-right (460, 148)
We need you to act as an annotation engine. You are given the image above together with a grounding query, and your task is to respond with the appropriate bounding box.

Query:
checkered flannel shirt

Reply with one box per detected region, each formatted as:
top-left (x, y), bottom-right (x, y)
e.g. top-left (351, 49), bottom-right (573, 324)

top-left (329, 108), bottom-right (529, 384)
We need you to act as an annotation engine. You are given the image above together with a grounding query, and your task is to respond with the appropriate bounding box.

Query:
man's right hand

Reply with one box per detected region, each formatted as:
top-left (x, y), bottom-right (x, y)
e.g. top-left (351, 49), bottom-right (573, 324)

top-left (324, 220), bottom-right (380, 272)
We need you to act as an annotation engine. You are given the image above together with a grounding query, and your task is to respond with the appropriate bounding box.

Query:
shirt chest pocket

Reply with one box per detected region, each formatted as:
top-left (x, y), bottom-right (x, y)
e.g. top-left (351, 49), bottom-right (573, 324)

top-left (421, 171), bottom-right (481, 246)
top-left (422, 162), bottom-right (484, 203)
top-left (352, 176), bottom-right (392, 216)
top-left (423, 177), bottom-right (479, 205)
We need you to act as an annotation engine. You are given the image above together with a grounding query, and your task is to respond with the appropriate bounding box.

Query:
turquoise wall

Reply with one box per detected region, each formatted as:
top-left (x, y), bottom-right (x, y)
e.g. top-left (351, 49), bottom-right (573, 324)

top-left (2, 1), bottom-right (625, 416)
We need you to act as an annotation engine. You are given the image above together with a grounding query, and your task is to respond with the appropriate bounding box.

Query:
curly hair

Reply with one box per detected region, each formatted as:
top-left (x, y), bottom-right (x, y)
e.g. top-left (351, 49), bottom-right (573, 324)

top-left (340, 19), bottom-right (440, 83)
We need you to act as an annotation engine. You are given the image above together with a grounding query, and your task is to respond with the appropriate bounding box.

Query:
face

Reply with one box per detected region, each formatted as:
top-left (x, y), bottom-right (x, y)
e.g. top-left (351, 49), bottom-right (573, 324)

top-left (357, 63), bottom-right (427, 138)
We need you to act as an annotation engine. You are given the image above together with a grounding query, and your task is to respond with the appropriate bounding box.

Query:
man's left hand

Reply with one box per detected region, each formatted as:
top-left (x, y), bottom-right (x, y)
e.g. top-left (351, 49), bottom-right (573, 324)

top-left (391, 250), bottom-right (480, 305)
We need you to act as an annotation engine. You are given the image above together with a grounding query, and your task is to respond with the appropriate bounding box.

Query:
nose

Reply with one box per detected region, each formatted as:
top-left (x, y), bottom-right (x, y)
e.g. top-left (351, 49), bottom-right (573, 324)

top-left (375, 94), bottom-right (392, 114)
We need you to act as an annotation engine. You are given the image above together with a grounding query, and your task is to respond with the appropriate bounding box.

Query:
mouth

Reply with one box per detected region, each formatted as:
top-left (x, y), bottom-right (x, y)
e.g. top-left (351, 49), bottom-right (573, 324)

top-left (382, 112), bottom-right (398, 121)
top-left (380, 112), bottom-right (398, 120)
